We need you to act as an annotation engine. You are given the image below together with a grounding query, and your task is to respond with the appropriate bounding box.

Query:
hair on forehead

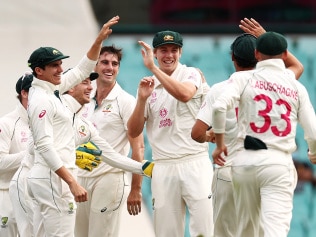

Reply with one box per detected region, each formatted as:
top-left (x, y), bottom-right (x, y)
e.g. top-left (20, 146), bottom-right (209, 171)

top-left (100, 44), bottom-right (123, 61)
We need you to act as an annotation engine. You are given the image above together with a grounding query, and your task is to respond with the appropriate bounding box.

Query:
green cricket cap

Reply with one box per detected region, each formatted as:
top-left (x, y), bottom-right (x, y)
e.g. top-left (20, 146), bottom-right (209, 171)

top-left (28, 47), bottom-right (69, 69)
top-left (256, 31), bottom-right (287, 56)
top-left (152, 30), bottom-right (183, 48)
top-left (231, 33), bottom-right (257, 61)
top-left (16, 73), bottom-right (33, 94)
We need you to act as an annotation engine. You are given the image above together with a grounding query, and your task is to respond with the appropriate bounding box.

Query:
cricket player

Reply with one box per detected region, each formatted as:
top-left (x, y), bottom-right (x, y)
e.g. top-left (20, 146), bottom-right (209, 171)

top-left (212, 31), bottom-right (316, 237)
top-left (191, 18), bottom-right (304, 237)
top-left (0, 73), bottom-right (32, 237)
top-left (64, 72), bottom-right (153, 177)
top-left (75, 45), bottom-right (145, 237)
top-left (26, 16), bottom-right (119, 237)
top-left (8, 74), bottom-right (35, 237)
top-left (127, 30), bottom-right (213, 237)
top-left (192, 33), bottom-right (258, 237)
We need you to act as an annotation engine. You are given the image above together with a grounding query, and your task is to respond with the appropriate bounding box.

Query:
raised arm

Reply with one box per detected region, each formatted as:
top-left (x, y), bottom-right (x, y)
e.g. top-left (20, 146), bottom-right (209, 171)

top-left (86, 16), bottom-right (120, 61)
top-left (127, 77), bottom-right (154, 138)
top-left (138, 41), bottom-right (197, 102)
top-left (239, 17), bottom-right (303, 80)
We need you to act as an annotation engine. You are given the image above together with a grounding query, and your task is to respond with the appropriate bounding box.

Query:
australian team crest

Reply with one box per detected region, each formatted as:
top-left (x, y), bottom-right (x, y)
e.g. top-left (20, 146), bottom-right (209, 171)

top-left (164, 35), bottom-right (174, 42)
top-left (1, 217), bottom-right (8, 228)
top-left (78, 125), bottom-right (87, 137)
top-left (68, 202), bottom-right (74, 214)
top-left (102, 104), bottom-right (113, 112)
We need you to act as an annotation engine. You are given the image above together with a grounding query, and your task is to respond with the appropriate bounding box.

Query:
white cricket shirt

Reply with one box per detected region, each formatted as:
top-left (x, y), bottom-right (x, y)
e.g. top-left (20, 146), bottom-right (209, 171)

top-left (80, 82), bottom-right (137, 176)
top-left (144, 63), bottom-right (209, 160)
top-left (0, 103), bottom-right (30, 188)
top-left (197, 80), bottom-right (239, 166)
top-left (212, 59), bottom-right (316, 165)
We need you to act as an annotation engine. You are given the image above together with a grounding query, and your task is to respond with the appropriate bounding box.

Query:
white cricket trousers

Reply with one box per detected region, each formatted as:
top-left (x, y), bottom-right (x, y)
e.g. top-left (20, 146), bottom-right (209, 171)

top-left (27, 164), bottom-right (77, 237)
top-left (9, 166), bottom-right (34, 237)
top-left (75, 171), bottom-right (130, 237)
top-left (212, 166), bottom-right (237, 237)
top-left (232, 150), bottom-right (297, 237)
top-left (212, 166), bottom-right (264, 237)
top-left (0, 189), bottom-right (18, 237)
top-left (152, 153), bottom-right (214, 237)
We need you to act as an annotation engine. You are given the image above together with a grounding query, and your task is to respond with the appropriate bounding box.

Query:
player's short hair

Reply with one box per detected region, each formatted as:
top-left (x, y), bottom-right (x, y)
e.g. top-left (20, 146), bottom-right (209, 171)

top-left (100, 45), bottom-right (123, 62)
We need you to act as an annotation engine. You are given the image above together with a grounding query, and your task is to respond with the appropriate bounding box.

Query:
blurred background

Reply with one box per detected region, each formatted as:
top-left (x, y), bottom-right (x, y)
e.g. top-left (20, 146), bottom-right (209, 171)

top-left (1, 0), bottom-right (316, 236)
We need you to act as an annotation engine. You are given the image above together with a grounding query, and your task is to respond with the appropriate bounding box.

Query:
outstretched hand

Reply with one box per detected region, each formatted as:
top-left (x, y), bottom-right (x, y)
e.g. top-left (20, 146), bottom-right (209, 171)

top-left (97, 15), bottom-right (120, 41)
top-left (239, 18), bottom-right (266, 38)
top-left (138, 41), bottom-right (156, 70)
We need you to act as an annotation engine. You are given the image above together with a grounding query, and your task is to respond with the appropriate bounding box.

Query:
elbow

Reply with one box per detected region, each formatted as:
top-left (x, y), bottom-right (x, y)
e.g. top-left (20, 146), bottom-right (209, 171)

top-left (296, 63), bottom-right (304, 80)
top-left (191, 120), bottom-right (209, 143)
top-left (177, 90), bottom-right (195, 103)
top-left (182, 97), bottom-right (191, 103)
top-left (178, 94), bottom-right (192, 103)
top-left (127, 122), bottom-right (142, 138)
top-left (191, 130), bottom-right (205, 143)
top-left (127, 129), bottom-right (140, 139)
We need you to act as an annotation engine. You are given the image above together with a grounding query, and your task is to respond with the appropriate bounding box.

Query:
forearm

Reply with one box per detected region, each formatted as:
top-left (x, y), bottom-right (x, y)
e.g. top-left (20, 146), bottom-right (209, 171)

top-left (129, 134), bottom-right (145, 186)
top-left (37, 148), bottom-right (64, 171)
top-left (130, 173), bottom-right (142, 191)
top-left (0, 151), bottom-right (26, 171)
top-left (284, 51), bottom-right (304, 80)
top-left (127, 101), bottom-right (146, 138)
top-left (86, 38), bottom-right (103, 61)
top-left (55, 166), bottom-right (76, 186)
top-left (60, 55), bottom-right (97, 93)
top-left (215, 133), bottom-right (225, 148)
top-left (101, 153), bottom-right (143, 174)
top-left (150, 66), bottom-right (195, 102)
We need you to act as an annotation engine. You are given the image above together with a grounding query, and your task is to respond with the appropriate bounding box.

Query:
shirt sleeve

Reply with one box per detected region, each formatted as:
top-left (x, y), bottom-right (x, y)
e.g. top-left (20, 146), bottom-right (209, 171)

top-left (88, 122), bottom-right (143, 174)
top-left (212, 76), bottom-right (241, 134)
top-left (196, 91), bottom-right (213, 126)
top-left (59, 55), bottom-right (98, 94)
top-left (0, 118), bottom-right (26, 171)
top-left (297, 84), bottom-right (316, 161)
top-left (28, 95), bottom-right (63, 171)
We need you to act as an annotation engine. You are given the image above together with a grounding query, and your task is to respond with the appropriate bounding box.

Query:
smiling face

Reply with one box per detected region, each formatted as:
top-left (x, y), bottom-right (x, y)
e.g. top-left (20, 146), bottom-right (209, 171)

top-left (69, 78), bottom-right (93, 105)
top-left (35, 60), bottom-right (64, 85)
top-left (154, 44), bottom-right (182, 75)
top-left (95, 51), bottom-right (120, 86)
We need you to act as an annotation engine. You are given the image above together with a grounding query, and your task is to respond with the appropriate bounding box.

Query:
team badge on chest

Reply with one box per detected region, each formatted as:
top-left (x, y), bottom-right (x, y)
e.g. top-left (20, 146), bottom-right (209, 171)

top-left (1, 217), bottom-right (8, 228)
top-left (102, 104), bottom-right (113, 112)
top-left (78, 125), bottom-right (87, 137)
top-left (159, 107), bottom-right (172, 128)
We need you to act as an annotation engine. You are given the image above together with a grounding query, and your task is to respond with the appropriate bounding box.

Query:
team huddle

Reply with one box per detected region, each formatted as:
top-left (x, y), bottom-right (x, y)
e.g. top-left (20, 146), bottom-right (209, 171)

top-left (1, 15), bottom-right (316, 237)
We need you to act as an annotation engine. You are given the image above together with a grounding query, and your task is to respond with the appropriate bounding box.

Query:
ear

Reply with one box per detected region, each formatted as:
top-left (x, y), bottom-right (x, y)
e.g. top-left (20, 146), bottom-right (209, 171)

top-left (20, 90), bottom-right (29, 109)
top-left (34, 67), bottom-right (42, 75)
top-left (254, 49), bottom-right (260, 61)
top-left (67, 88), bottom-right (75, 94)
top-left (21, 90), bottom-right (28, 99)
